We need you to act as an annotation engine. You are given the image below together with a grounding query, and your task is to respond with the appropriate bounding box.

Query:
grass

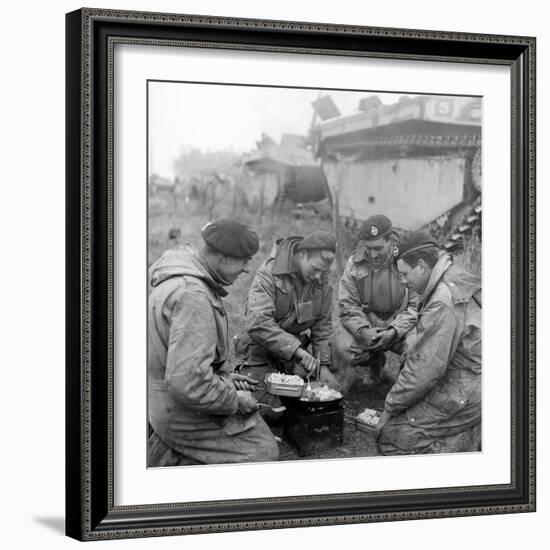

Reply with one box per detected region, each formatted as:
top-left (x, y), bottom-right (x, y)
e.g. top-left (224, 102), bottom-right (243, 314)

top-left (454, 233), bottom-right (481, 277)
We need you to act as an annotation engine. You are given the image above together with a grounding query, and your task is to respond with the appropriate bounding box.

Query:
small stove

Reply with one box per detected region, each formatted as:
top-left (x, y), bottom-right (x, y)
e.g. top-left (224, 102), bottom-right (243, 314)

top-left (281, 398), bottom-right (344, 457)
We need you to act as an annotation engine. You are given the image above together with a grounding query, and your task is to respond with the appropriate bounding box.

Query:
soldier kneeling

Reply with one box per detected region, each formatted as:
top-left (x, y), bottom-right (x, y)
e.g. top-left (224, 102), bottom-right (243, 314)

top-left (234, 231), bottom-right (340, 420)
top-left (333, 215), bottom-right (418, 391)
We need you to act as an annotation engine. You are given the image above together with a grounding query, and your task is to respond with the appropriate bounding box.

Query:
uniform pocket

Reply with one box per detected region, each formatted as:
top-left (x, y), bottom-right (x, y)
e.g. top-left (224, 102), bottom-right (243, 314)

top-left (274, 279), bottom-right (293, 320)
top-left (296, 300), bottom-right (314, 324)
top-left (425, 377), bottom-right (471, 417)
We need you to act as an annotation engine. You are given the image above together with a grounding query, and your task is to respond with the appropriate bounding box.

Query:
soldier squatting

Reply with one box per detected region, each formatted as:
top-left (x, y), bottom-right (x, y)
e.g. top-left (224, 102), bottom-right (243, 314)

top-left (148, 215), bottom-right (481, 465)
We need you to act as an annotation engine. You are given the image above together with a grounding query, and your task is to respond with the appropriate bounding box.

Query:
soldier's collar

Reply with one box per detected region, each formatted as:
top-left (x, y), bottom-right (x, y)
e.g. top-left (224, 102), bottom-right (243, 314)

top-left (272, 236), bottom-right (302, 275)
top-left (196, 251), bottom-right (229, 297)
top-left (352, 243), bottom-right (369, 263)
top-left (419, 253), bottom-right (452, 306)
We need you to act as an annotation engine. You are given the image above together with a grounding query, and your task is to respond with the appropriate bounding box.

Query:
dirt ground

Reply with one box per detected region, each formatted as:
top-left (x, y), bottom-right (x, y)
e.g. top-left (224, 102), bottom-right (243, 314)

top-left (274, 356), bottom-right (401, 460)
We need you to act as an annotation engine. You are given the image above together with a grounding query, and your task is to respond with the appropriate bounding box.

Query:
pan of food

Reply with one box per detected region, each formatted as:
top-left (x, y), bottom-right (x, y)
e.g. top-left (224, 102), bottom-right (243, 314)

top-left (264, 372), bottom-right (305, 397)
top-left (279, 381), bottom-right (344, 414)
top-left (355, 408), bottom-right (382, 433)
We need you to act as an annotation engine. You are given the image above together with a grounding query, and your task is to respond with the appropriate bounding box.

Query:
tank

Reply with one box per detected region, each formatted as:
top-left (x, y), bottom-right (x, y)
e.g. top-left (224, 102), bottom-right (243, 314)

top-left (242, 134), bottom-right (330, 212)
top-left (314, 94), bottom-right (482, 248)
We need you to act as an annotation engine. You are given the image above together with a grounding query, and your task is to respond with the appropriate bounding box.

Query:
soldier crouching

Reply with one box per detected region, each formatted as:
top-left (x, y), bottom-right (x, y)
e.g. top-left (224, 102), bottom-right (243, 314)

top-left (234, 231), bottom-right (341, 420)
top-left (333, 215), bottom-right (418, 392)
top-left (147, 218), bottom-right (279, 466)
top-left (374, 231), bottom-right (482, 455)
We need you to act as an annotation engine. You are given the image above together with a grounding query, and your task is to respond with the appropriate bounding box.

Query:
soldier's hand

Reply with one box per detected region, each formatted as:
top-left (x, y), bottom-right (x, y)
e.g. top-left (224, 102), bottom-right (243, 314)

top-left (370, 328), bottom-right (397, 351)
top-left (359, 327), bottom-right (379, 350)
top-left (294, 348), bottom-right (317, 374)
top-left (230, 373), bottom-right (259, 392)
top-left (236, 391), bottom-right (259, 414)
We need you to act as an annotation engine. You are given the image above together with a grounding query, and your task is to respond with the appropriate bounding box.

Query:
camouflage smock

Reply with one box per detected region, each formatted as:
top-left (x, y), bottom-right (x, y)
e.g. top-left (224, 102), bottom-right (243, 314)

top-left (379, 253), bottom-right (482, 455)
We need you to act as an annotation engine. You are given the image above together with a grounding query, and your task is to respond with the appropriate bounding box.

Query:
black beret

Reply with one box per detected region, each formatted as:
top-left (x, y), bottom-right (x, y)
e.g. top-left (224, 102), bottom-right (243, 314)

top-left (396, 230), bottom-right (440, 260)
top-left (201, 218), bottom-right (259, 258)
top-left (359, 215), bottom-right (393, 241)
top-left (296, 230), bottom-right (337, 253)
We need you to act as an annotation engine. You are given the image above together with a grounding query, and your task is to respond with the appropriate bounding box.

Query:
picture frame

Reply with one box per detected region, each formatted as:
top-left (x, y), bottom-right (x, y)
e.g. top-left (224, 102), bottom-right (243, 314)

top-left (65, 7), bottom-right (536, 541)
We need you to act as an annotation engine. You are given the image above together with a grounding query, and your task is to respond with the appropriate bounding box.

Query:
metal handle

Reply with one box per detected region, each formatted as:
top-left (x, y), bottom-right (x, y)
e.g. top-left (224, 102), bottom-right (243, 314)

top-left (316, 352), bottom-right (321, 381)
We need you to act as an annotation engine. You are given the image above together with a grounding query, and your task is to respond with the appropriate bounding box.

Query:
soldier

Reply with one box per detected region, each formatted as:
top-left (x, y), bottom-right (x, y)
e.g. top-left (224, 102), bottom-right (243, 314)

top-left (234, 231), bottom-right (340, 416)
top-left (148, 218), bottom-right (279, 466)
top-left (375, 231), bottom-right (482, 455)
top-left (334, 215), bottom-right (418, 391)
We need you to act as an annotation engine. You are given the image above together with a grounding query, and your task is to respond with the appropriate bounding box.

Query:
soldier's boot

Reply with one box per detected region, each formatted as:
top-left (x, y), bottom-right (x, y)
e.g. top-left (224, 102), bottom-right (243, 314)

top-left (355, 351), bottom-right (389, 387)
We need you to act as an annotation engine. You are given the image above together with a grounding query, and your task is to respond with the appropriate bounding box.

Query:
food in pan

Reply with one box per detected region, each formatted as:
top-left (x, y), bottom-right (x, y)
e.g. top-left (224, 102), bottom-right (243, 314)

top-left (266, 373), bottom-right (304, 386)
top-left (356, 408), bottom-right (381, 426)
top-left (265, 373), bottom-right (305, 397)
top-left (301, 384), bottom-right (342, 402)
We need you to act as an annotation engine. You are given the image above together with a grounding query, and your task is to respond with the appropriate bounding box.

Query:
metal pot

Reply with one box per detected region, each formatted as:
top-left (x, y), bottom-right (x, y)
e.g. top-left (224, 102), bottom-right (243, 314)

top-left (279, 382), bottom-right (344, 414)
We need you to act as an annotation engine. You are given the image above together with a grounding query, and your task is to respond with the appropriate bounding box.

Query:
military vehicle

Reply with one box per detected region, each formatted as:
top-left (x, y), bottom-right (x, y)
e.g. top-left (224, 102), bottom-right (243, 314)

top-left (313, 94), bottom-right (482, 248)
top-left (242, 133), bottom-right (330, 213)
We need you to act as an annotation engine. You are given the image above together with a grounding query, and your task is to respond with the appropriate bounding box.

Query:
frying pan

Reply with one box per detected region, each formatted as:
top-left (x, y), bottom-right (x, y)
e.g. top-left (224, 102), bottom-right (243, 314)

top-left (279, 381), bottom-right (344, 413)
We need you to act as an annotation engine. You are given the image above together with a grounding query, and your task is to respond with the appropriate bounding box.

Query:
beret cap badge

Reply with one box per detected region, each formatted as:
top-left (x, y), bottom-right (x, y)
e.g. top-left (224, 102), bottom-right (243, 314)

top-left (359, 214), bottom-right (392, 241)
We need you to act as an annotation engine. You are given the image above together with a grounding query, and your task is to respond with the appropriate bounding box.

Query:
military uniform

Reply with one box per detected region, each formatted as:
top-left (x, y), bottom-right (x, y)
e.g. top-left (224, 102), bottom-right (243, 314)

top-left (148, 241), bottom-right (279, 466)
top-left (235, 236), bottom-right (337, 410)
top-left (335, 238), bottom-right (417, 389)
top-left (379, 252), bottom-right (482, 455)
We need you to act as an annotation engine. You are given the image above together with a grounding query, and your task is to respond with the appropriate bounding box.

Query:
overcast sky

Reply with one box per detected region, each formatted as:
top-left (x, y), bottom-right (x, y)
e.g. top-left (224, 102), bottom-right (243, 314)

top-left (148, 82), bottom-right (410, 179)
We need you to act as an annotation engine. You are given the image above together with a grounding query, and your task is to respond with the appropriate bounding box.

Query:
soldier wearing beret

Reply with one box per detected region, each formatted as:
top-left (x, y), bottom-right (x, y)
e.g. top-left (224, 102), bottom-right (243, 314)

top-left (234, 230), bottom-right (340, 417)
top-left (334, 215), bottom-right (418, 391)
top-left (148, 218), bottom-right (279, 466)
top-left (374, 231), bottom-right (482, 455)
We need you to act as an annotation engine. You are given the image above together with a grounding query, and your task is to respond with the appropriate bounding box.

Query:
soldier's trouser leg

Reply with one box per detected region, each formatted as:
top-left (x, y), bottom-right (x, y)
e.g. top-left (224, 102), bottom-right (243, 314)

top-left (148, 430), bottom-right (202, 467)
top-left (184, 413), bottom-right (280, 464)
top-left (378, 416), bottom-right (481, 455)
top-left (148, 414), bottom-right (280, 466)
top-left (332, 322), bottom-right (385, 392)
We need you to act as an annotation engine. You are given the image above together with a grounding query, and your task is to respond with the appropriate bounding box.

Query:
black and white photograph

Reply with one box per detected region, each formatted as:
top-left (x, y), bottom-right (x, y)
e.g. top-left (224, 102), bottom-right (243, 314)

top-left (58, 2), bottom-right (536, 544)
top-left (147, 82), bottom-right (483, 466)
top-left (1, 0), bottom-right (544, 545)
